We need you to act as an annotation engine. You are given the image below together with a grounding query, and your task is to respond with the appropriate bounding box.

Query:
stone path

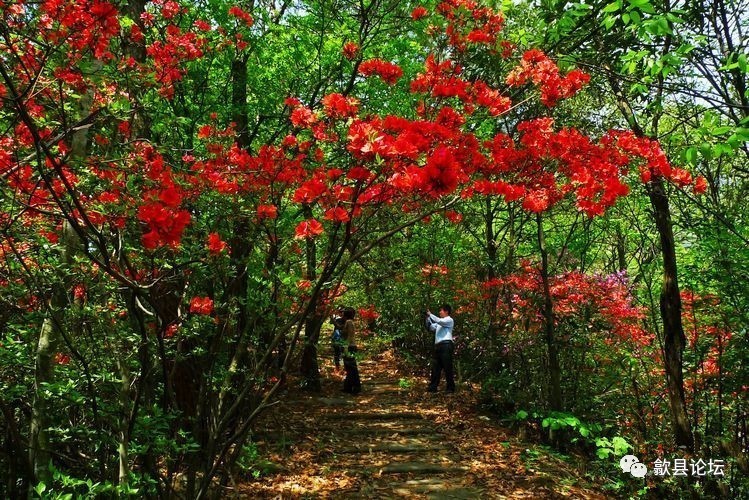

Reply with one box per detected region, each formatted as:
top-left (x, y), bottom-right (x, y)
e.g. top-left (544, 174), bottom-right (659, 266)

top-left (240, 350), bottom-right (607, 499)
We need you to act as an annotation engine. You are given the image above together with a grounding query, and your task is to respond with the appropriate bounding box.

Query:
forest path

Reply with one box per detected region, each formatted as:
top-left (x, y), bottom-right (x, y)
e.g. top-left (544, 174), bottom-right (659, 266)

top-left (239, 348), bottom-right (606, 499)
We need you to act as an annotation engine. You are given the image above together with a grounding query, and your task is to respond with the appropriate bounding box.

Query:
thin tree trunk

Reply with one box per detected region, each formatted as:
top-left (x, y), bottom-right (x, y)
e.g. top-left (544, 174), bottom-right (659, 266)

top-left (29, 223), bottom-right (77, 487)
top-left (605, 63), bottom-right (695, 451)
top-left (300, 205), bottom-right (323, 390)
top-left (116, 358), bottom-right (131, 486)
top-left (647, 179), bottom-right (694, 450)
top-left (537, 214), bottom-right (562, 412)
top-left (231, 57), bottom-right (250, 149)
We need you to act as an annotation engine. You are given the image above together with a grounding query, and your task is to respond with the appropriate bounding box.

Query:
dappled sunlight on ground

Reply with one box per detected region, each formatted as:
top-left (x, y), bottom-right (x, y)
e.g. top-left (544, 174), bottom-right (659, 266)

top-left (238, 347), bottom-right (606, 498)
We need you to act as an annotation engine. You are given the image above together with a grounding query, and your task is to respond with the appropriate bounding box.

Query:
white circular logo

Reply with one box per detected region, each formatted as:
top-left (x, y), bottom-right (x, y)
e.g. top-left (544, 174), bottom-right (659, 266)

top-left (630, 462), bottom-right (648, 478)
top-left (619, 455), bottom-right (639, 473)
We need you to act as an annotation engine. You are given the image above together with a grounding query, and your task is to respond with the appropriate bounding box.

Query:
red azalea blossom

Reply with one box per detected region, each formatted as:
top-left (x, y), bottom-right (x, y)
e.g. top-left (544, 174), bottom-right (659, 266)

top-left (164, 324), bottom-right (179, 338)
top-left (321, 93), bottom-right (359, 118)
top-left (257, 204), bottom-right (278, 220)
top-left (54, 352), bottom-right (71, 365)
top-left (228, 6), bottom-right (254, 26)
top-left (444, 210), bottom-right (463, 223)
top-left (290, 106), bottom-right (318, 128)
top-left (359, 305), bottom-right (380, 322)
top-left (324, 206), bottom-right (350, 223)
top-left (411, 6), bottom-right (429, 20)
top-left (694, 176), bottom-right (708, 194)
top-left (73, 284), bottom-right (86, 301)
top-left (207, 232), bottom-right (228, 255)
top-left (419, 145), bottom-right (461, 197)
top-left (190, 296), bottom-right (214, 315)
top-left (359, 59), bottom-right (403, 85)
top-left (342, 41), bottom-right (360, 60)
top-left (294, 219), bottom-right (325, 239)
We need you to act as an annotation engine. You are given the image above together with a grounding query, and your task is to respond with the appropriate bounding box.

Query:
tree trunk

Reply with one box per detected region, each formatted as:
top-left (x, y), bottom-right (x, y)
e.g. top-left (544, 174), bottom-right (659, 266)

top-left (648, 179), bottom-right (694, 450)
top-left (537, 214), bottom-right (562, 411)
top-left (300, 207), bottom-right (323, 390)
top-left (29, 223), bottom-right (77, 487)
top-left (300, 315), bottom-right (325, 391)
top-left (231, 57), bottom-right (250, 149)
top-left (116, 358), bottom-right (131, 486)
top-left (605, 65), bottom-right (695, 451)
top-left (29, 315), bottom-right (56, 486)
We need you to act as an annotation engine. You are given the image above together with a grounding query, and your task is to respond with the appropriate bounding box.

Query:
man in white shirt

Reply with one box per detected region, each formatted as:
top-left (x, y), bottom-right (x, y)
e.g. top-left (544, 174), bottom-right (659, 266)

top-left (425, 304), bottom-right (455, 393)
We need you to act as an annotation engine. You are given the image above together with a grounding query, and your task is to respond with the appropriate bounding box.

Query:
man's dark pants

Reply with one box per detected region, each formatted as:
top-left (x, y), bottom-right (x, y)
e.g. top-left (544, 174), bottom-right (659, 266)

top-left (428, 340), bottom-right (455, 392)
top-left (343, 345), bottom-right (361, 394)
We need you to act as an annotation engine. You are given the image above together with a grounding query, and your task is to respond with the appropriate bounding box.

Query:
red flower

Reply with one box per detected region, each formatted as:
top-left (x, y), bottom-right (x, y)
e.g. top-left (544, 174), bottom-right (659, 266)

top-left (194, 19), bottom-right (211, 31)
top-left (158, 186), bottom-right (182, 207)
top-left (322, 93), bottom-right (359, 118)
top-left (207, 232), bottom-right (228, 255)
top-left (694, 176), bottom-right (708, 195)
top-left (411, 6), bottom-right (429, 20)
top-left (290, 106), bottom-right (318, 128)
top-left (324, 206), bottom-right (350, 223)
top-left (190, 296), bottom-right (214, 315)
top-left (54, 353), bottom-right (71, 365)
top-left (73, 284), bottom-right (86, 301)
top-left (295, 219), bottom-right (325, 239)
top-left (522, 189), bottom-right (550, 213)
top-left (293, 178), bottom-right (328, 203)
top-left (359, 305), bottom-right (380, 322)
top-left (118, 120), bottom-right (131, 137)
top-left (342, 41), bottom-right (359, 60)
top-left (257, 204), bottom-right (278, 220)
top-left (137, 202), bottom-right (191, 249)
top-left (164, 324), bottom-right (179, 338)
top-left (359, 59), bottom-right (403, 85)
top-left (228, 5), bottom-right (254, 26)
top-left (419, 146), bottom-right (461, 197)
top-left (444, 210), bottom-right (463, 223)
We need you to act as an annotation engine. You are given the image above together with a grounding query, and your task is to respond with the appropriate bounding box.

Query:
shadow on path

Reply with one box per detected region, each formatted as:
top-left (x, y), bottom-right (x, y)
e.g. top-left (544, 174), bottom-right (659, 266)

top-left (240, 349), bottom-right (607, 499)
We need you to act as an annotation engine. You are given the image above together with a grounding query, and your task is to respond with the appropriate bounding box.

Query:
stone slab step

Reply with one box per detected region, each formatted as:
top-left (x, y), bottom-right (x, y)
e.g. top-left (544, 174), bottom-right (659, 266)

top-left (317, 426), bottom-right (438, 437)
top-left (325, 411), bottom-right (424, 421)
top-left (378, 461), bottom-right (468, 474)
top-left (394, 478), bottom-right (484, 499)
top-left (337, 442), bottom-right (448, 454)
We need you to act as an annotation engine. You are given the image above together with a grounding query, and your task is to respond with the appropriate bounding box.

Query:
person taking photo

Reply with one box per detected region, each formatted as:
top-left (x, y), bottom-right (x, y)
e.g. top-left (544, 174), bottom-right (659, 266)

top-left (425, 304), bottom-right (455, 393)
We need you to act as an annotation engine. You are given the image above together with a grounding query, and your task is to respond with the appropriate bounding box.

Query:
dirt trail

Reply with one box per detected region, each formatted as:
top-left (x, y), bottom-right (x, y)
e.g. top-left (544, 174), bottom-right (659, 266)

top-left (240, 349), bottom-right (607, 499)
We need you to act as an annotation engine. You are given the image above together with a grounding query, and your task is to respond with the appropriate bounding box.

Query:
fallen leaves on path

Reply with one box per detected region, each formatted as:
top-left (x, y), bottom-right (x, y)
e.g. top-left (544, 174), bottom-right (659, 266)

top-left (237, 348), bottom-right (607, 499)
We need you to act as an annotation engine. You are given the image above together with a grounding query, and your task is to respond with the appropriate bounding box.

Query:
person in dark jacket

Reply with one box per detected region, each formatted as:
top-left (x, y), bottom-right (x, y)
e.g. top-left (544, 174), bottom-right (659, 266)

top-left (342, 307), bottom-right (361, 394)
top-left (330, 308), bottom-right (345, 370)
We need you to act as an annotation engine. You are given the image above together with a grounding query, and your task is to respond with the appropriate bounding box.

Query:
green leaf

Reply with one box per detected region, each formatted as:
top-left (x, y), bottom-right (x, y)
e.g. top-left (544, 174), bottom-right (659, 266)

top-left (612, 436), bottom-right (632, 454)
top-left (710, 126), bottom-right (732, 136)
top-left (34, 482), bottom-right (46, 497)
top-left (738, 54), bottom-right (748, 73)
top-left (516, 410), bottom-right (529, 420)
top-left (596, 448), bottom-right (612, 459)
top-left (685, 147), bottom-right (698, 165)
top-left (602, 1), bottom-right (621, 13)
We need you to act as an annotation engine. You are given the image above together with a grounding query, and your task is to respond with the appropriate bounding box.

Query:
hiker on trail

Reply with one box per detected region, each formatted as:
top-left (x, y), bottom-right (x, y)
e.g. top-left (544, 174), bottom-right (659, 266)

top-left (425, 304), bottom-right (455, 393)
top-left (342, 307), bottom-right (362, 394)
top-left (330, 307), bottom-right (345, 370)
